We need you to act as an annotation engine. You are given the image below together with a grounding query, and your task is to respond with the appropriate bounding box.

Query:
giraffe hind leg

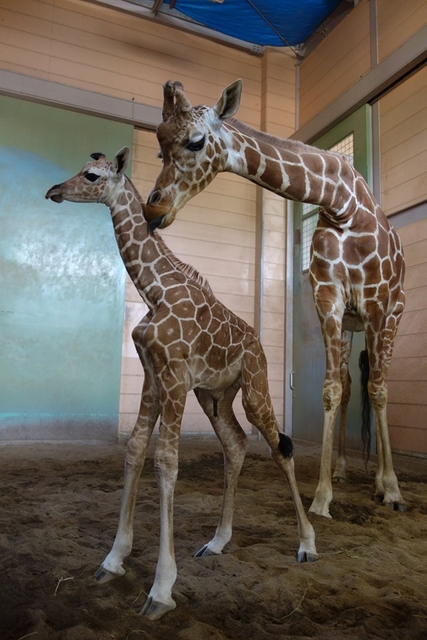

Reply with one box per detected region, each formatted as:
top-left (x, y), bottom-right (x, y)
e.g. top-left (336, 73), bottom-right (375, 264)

top-left (241, 350), bottom-right (317, 563)
top-left (332, 330), bottom-right (353, 484)
top-left (193, 384), bottom-right (247, 557)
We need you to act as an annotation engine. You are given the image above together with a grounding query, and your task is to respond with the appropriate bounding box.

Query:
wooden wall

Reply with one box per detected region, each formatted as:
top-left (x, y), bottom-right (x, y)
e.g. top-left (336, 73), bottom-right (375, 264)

top-left (377, 0), bottom-right (427, 61)
top-left (380, 64), bottom-right (427, 456)
top-left (388, 217), bottom-right (427, 456)
top-left (0, 0), bottom-right (295, 438)
top-left (298, 0), bottom-right (371, 126)
top-left (379, 65), bottom-right (427, 215)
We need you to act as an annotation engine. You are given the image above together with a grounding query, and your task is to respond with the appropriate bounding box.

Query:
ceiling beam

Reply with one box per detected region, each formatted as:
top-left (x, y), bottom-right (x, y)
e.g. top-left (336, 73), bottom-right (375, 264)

top-left (86, 0), bottom-right (264, 55)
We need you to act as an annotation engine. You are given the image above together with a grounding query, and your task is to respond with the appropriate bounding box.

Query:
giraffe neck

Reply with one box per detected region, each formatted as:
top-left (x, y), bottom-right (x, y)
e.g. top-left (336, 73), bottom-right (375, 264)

top-left (108, 178), bottom-right (212, 309)
top-left (223, 118), bottom-right (376, 225)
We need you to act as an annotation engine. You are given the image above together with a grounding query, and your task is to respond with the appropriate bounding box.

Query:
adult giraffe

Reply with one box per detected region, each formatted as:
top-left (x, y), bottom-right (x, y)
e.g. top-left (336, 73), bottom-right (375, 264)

top-left (145, 79), bottom-right (406, 519)
top-left (46, 147), bottom-right (317, 621)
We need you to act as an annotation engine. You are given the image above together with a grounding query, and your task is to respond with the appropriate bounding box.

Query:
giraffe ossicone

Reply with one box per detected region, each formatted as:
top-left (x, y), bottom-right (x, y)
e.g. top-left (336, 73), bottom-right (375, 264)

top-left (146, 79), bottom-right (407, 519)
top-left (45, 147), bottom-right (317, 621)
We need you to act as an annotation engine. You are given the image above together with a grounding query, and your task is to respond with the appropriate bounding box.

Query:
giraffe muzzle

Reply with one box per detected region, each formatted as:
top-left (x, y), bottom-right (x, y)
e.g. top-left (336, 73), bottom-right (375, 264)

top-left (45, 185), bottom-right (64, 203)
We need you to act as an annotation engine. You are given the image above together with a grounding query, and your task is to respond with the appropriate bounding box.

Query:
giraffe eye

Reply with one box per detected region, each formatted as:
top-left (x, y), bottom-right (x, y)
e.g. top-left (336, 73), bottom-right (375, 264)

top-left (85, 172), bottom-right (100, 182)
top-left (186, 136), bottom-right (205, 152)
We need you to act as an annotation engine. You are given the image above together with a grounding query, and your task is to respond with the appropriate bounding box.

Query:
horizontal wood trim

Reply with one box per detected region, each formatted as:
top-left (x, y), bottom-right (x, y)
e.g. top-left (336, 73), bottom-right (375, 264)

top-left (0, 68), bottom-right (161, 129)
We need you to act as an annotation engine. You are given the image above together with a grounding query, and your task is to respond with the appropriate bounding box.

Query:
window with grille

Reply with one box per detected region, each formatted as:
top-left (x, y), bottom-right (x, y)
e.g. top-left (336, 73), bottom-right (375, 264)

top-left (300, 133), bottom-right (354, 272)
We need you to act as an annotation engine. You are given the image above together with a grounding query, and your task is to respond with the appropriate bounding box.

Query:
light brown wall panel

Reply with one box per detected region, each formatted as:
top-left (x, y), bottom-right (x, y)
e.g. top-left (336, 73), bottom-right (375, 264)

top-left (298, 0), bottom-right (371, 126)
top-left (377, 0), bottom-right (427, 61)
top-left (387, 217), bottom-right (427, 455)
top-left (0, 0), bottom-right (260, 126)
top-left (380, 66), bottom-right (427, 215)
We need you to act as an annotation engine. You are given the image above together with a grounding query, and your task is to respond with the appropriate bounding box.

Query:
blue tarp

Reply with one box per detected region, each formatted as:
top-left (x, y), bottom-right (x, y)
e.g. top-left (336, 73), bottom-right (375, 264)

top-left (166, 0), bottom-right (343, 46)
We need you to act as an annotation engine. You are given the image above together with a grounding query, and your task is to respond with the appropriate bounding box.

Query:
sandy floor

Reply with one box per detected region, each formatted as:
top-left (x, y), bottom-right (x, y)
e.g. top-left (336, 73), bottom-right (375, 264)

top-left (1, 435), bottom-right (426, 640)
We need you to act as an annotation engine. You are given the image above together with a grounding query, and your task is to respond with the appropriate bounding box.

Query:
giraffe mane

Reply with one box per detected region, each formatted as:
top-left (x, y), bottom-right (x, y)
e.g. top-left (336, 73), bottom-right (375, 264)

top-left (227, 118), bottom-right (340, 157)
top-left (126, 176), bottom-right (214, 297)
top-left (155, 234), bottom-right (215, 296)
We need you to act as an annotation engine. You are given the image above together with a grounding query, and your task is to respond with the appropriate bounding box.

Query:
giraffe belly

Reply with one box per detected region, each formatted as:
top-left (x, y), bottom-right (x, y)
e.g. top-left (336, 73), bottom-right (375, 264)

top-left (191, 362), bottom-right (241, 394)
top-left (342, 311), bottom-right (364, 332)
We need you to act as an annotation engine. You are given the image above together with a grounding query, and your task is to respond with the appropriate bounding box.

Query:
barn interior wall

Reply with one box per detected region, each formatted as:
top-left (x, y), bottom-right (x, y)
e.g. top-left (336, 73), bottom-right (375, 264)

top-left (0, 0), bottom-right (296, 438)
top-left (297, 0), bottom-right (427, 456)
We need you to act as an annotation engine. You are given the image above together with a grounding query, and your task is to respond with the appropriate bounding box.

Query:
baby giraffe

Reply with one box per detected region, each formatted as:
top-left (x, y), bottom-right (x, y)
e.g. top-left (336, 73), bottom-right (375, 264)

top-left (45, 147), bottom-right (317, 621)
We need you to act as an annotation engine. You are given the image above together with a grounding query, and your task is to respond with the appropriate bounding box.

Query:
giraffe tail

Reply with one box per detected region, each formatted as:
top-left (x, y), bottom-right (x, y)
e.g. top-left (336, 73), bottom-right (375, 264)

top-left (359, 349), bottom-right (372, 467)
top-left (278, 432), bottom-right (294, 459)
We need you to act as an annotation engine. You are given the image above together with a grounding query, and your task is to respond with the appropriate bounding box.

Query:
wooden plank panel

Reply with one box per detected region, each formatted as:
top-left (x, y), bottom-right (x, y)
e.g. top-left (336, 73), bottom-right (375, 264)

top-left (387, 403), bottom-right (427, 430)
top-left (393, 333), bottom-right (427, 358)
top-left (0, 0), bottom-right (261, 125)
top-left (388, 424), bottom-right (427, 456)
top-left (403, 287), bottom-right (427, 313)
top-left (299, 0), bottom-right (371, 124)
top-left (399, 217), bottom-right (427, 245)
top-left (396, 308), bottom-right (427, 336)
top-left (378, 0), bottom-right (427, 61)
top-left (380, 66), bottom-right (427, 214)
top-left (402, 262), bottom-right (427, 290)
top-left (381, 129), bottom-right (427, 172)
top-left (388, 213), bottom-right (427, 454)
top-left (382, 176), bottom-right (427, 214)
top-left (388, 356), bottom-right (427, 381)
top-left (388, 381), bottom-right (427, 404)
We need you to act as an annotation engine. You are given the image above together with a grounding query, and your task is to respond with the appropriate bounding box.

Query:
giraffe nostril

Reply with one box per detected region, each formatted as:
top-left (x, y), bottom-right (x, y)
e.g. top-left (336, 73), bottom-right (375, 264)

top-left (147, 190), bottom-right (162, 206)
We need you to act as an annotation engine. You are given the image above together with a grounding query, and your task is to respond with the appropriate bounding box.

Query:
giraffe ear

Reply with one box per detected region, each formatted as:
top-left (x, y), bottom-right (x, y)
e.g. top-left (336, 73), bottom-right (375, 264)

top-left (114, 147), bottom-right (129, 175)
top-left (214, 79), bottom-right (242, 121)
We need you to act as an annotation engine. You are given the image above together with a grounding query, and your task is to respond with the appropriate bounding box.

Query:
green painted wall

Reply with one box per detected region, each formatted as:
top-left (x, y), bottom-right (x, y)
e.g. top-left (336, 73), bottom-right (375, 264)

top-left (0, 96), bottom-right (134, 439)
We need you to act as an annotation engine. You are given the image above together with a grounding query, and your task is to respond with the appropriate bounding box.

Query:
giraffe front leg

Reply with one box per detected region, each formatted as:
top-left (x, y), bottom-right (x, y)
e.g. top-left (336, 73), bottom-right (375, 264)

top-left (365, 324), bottom-right (406, 512)
top-left (309, 381), bottom-right (341, 518)
top-left (95, 319), bottom-right (159, 583)
top-left (372, 391), bottom-right (406, 512)
top-left (374, 423), bottom-right (385, 502)
top-left (141, 428), bottom-right (180, 620)
top-left (95, 460), bottom-right (143, 583)
top-left (193, 384), bottom-right (247, 557)
top-left (94, 418), bottom-right (158, 583)
top-left (309, 413), bottom-right (337, 518)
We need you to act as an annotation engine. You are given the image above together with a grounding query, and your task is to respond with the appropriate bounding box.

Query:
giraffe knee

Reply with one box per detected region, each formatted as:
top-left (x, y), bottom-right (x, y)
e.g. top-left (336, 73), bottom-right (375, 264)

top-left (322, 385), bottom-right (341, 412)
top-left (368, 385), bottom-right (387, 410)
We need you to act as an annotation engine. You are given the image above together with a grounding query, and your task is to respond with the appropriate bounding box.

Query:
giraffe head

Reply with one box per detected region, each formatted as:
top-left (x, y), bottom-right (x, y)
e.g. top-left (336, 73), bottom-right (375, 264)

top-left (45, 147), bottom-right (130, 206)
top-left (146, 79), bottom-right (243, 230)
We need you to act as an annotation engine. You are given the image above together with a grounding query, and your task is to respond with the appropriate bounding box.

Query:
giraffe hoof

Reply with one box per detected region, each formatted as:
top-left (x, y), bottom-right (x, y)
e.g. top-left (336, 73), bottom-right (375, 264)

top-left (308, 501), bottom-right (332, 519)
top-left (297, 550), bottom-right (317, 563)
top-left (194, 544), bottom-right (220, 558)
top-left (332, 475), bottom-right (346, 484)
top-left (385, 500), bottom-right (407, 512)
top-left (94, 565), bottom-right (124, 584)
top-left (140, 596), bottom-right (176, 620)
